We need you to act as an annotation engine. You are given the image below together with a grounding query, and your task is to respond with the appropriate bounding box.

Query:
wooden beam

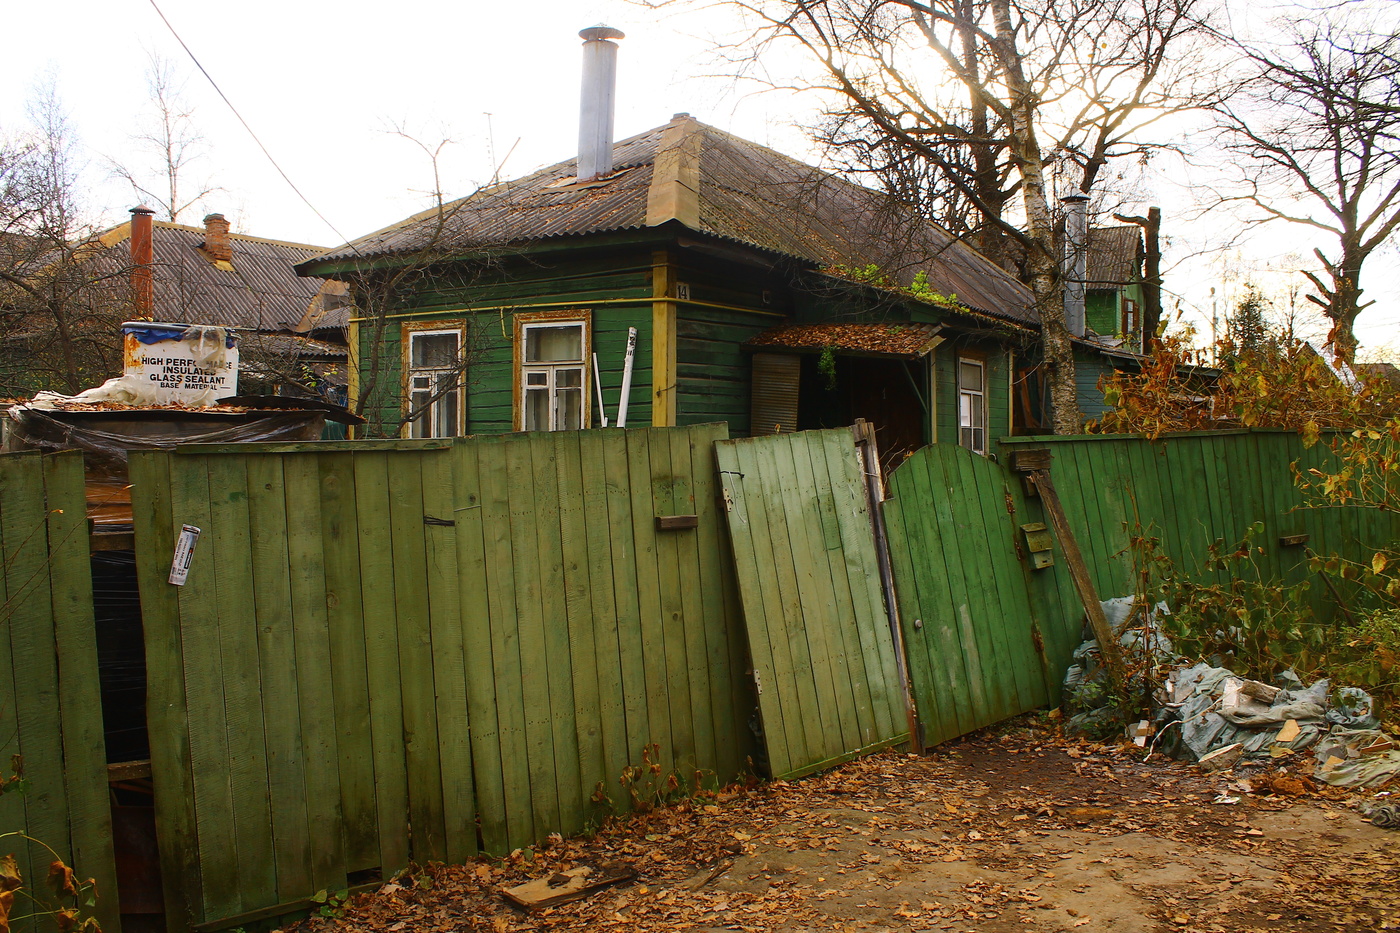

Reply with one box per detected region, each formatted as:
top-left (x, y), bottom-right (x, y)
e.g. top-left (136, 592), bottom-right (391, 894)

top-left (1029, 469), bottom-right (1123, 676)
top-left (651, 250), bottom-right (678, 426)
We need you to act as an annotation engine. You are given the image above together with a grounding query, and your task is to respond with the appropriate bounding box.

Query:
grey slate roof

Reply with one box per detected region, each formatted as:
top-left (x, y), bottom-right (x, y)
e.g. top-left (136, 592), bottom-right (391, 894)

top-left (97, 221), bottom-right (340, 332)
top-left (304, 115), bottom-right (1037, 323)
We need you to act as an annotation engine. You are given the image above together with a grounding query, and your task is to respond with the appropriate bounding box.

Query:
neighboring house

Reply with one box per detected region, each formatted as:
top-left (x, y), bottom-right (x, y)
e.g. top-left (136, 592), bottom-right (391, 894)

top-left (104, 209), bottom-right (350, 399)
top-left (1083, 225), bottom-right (1147, 354)
top-left (299, 111), bottom-right (1069, 461)
top-left (2, 208), bottom-right (349, 400)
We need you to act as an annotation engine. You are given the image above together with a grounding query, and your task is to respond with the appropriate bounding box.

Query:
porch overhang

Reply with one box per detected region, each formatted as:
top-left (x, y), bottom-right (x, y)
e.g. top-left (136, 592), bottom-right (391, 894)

top-left (745, 322), bottom-right (944, 359)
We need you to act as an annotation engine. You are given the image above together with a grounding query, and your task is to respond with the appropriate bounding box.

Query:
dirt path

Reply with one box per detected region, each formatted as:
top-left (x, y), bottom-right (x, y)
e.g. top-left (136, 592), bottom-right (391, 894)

top-left (296, 722), bottom-right (1400, 933)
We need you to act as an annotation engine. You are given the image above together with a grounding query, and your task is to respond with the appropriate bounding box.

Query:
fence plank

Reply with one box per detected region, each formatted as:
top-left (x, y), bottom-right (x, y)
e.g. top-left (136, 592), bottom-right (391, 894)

top-left (243, 456), bottom-right (313, 905)
top-left (350, 452), bottom-right (410, 874)
top-left (386, 457), bottom-right (446, 862)
top-left (421, 450), bottom-right (476, 862)
top-left (205, 455), bottom-right (277, 912)
top-left (282, 455), bottom-right (347, 895)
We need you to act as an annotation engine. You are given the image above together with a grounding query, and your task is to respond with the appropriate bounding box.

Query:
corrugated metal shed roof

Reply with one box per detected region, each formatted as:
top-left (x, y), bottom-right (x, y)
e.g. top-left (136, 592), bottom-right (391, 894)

top-left (98, 221), bottom-right (338, 332)
top-left (305, 116), bottom-right (1037, 322)
top-left (1086, 225), bottom-right (1143, 287)
top-left (747, 322), bottom-right (943, 358)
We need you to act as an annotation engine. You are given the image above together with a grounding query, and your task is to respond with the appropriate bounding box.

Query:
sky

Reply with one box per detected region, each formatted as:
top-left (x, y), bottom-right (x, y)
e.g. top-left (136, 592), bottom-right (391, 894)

top-left (4, 0), bottom-right (1397, 358)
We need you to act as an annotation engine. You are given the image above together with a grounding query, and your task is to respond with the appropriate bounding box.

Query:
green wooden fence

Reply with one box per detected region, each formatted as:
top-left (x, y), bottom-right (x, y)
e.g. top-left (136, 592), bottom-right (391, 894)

top-left (882, 444), bottom-right (1055, 748)
top-left (130, 425), bottom-right (754, 933)
top-left (0, 452), bottom-right (118, 933)
top-left (884, 430), bottom-right (1400, 748)
top-left (715, 429), bottom-right (909, 779)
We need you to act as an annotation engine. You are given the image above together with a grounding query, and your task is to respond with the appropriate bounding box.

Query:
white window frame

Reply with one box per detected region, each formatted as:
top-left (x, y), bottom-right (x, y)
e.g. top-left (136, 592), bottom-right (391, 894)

top-left (514, 311), bottom-right (592, 432)
top-left (404, 325), bottom-right (466, 438)
top-left (958, 356), bottom-right (987, 455)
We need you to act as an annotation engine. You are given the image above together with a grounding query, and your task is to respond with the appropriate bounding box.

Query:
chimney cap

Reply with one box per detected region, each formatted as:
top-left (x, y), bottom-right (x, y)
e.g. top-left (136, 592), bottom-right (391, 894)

top-left (672, 112), bottom-right (692, 121)
top-left (580, 24), bottom-right (625, 41)
top-left (1060, 194), bottom-right (1090, 203)
top-left (203, 213), bottom-right (228, 224)
top-left (130, 205), bottom-right (156, 216)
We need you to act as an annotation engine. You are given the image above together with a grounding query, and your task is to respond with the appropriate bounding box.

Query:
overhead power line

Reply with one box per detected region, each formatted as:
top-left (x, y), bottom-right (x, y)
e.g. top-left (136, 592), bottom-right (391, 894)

top-left (144, 0), bottom-right (360, 253)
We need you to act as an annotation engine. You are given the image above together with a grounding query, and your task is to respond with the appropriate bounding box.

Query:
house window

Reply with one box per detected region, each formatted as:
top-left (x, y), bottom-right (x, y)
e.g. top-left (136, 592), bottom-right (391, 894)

top-left (958, 357), bottom-right (987, 455)
top-left (407, 328), bottom-right (464, 438)
top-left (516, 312), bottom-right (590, 431)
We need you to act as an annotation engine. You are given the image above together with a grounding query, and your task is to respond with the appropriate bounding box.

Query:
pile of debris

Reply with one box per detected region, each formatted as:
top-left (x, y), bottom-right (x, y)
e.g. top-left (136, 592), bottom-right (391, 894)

top-left (1063, 597), bottom-right (1400, 791)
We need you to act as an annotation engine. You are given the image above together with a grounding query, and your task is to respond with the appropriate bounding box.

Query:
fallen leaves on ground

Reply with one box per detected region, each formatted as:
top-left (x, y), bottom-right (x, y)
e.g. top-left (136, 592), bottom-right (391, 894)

top-left (285, 720), bottom-right (1400, 933)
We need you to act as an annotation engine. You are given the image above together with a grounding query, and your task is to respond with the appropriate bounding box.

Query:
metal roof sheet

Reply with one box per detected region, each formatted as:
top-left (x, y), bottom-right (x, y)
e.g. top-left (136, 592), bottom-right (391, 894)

top-left (304, 116), bottom-right (1037, 323)
top-left (1085, 225), bottom-right (1144, 287)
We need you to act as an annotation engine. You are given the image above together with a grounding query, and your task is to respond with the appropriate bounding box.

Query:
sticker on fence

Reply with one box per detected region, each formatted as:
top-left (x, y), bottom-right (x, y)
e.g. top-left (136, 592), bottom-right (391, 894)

top-left (169, 524), bottom-right (201, 585)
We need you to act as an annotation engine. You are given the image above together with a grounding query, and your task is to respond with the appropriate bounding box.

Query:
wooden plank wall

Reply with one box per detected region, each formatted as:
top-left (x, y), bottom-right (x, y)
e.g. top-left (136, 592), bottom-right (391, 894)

top-left (715, 429), bottom-right (909, 780)
top-left (885, 430), bottom-right (1400, 748)
top-left (130, 425), bottom-right (754, 933)
top-left (0, 451), bottom-right (118, 933)
top-left (882, 444), bottom-right (1053, 748)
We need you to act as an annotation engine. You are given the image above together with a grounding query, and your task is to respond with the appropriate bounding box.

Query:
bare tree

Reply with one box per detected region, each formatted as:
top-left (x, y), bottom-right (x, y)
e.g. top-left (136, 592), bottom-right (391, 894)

top-left (0, 84), bottom-right (129, 395)
top-left (713, 0), bottom-right (1217, 431)
top-left (111, 54), bottom-right (220, 224)
top-left (1211, 16), bottom-right (1400, 364)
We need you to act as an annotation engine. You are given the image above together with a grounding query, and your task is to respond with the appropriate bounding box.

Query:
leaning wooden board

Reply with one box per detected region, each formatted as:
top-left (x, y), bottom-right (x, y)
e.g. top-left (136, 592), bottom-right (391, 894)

top-left (714, 429), bottom-right (908, 779)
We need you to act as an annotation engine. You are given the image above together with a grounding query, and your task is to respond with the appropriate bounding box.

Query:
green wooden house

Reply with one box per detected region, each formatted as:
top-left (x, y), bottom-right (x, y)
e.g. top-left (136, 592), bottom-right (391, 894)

top-left (299, 113), bottom-right (1083, 461)
top-left (1084, 225), bottom-right (1147, 354)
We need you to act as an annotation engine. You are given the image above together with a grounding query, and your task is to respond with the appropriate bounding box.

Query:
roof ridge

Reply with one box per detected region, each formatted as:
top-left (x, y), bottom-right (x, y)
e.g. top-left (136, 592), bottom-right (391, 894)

top-left (94, 219), bottom-right (327, 252)
top-left (645, 116), bottom-right (702, 228)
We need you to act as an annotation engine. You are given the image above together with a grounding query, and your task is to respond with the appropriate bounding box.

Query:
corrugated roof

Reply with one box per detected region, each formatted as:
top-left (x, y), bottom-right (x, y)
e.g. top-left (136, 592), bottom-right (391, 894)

top-left (1085, 225), bottom-right (1143, 287)
top-left (748, 322), bottom-right (944, 358)
top-left (98, 221), bottom-right (339, 332)
top-left (304, 116), bottom-right (1037, 322)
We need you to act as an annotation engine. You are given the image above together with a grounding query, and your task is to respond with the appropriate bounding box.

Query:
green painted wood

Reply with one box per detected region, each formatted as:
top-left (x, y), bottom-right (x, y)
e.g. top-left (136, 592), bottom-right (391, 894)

top-left (625, 430), bottom-right (674, 778)
top-left (576, 431), bottom-right (629, 808)
top-left (419, 449), bottom-right (477, 862)
top-left (204, 455), bottom-right (277, 912)
top-left (716, 428), bottom-right (907, 779)
top-left (314, 454), bottom-right (377, 872)
top-left (40, 454), bottom-right (118, 933)
top-left (527, 434), bottom-right (583, 837)
top-left (685, 423), bottom-right (746, 784)
top-left (503, 437), bottom-right (561, 842)
top-left (385, 456), bottom-right (447, 862)
top-left (553, 432), bottom-right (607, 821)
top-left (349, 452), bottom-right (411, 874)
top-left (597, 430), bottom-right (648, 805)
top-left (715, 440), bottom-right (797, 778)
top-left (648, 431), bottom-right (697, 780)
top-left (242, 455), bottom-right (314, 905)
top-left (474, 436), bottom-right (534, 850)
top-left (452, 441), bottom-right (507, 853)
top-left (131, 451), bottom-right (203, 932)
top-left (280, 455), bottom-right (348, 895)
top-left (168, 454), bottom-right (241, 921)
top-left (667, 427), bottom-right (717, 782)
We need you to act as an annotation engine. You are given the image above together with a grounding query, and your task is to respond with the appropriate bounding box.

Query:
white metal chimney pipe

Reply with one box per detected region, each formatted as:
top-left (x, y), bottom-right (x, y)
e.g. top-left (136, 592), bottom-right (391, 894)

top-left (1062, 194), bottom-right (1089, 338)
top-left (578, 25), bottom-right (625, 181)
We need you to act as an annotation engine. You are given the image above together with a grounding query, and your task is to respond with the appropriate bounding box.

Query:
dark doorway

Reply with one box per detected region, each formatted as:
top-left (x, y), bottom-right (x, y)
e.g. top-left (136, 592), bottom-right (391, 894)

top-left (797, 354), bottom-right (927, 470)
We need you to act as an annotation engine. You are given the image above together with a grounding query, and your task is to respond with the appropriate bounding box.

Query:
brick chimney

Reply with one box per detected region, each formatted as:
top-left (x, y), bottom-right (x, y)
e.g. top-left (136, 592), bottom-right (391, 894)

top-left (203, 213), bottom-right (232, 262)
top-left (129, 205), bottom-right (155, 318)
